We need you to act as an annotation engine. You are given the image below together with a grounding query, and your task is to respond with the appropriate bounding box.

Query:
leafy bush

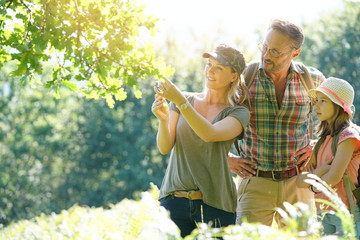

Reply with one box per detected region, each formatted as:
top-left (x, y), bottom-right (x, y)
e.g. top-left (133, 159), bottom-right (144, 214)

top-left (0, 184), bottom-right (180, 240)
top-left (0, 182), bottom-right (357, 240)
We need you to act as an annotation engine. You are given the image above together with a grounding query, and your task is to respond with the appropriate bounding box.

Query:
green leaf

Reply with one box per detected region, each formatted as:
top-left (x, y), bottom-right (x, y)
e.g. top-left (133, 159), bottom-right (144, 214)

top-left (133, 86), bottom-right (142, 99)
top-left (10, 60), bottom-right (28, 76)
top-left (114, 88), bottom-right (127, 101)
top-left (45, 80), bottom-right (55, 88)
top-left (104, 92), bottom-right (115, 108)
top-left (53, 85), bottom-right (60, 99)
top-left (61, 80), bottom-right (78, 92)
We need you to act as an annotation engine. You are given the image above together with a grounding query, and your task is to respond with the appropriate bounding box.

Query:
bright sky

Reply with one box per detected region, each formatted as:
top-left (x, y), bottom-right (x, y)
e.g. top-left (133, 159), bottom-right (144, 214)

top-left (140, 0), bottom-right (345, 51)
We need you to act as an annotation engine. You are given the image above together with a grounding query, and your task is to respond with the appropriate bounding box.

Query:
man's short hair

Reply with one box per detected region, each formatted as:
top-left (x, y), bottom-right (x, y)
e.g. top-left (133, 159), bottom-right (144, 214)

top-left (269, 19), bottom-right (304, 49)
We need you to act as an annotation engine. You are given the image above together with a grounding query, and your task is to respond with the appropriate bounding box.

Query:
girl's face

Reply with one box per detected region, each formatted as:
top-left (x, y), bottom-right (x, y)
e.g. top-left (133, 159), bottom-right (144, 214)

top-left (204, 57), bottom-right (237, 90)
top-left (314, 92), bottom-right (336, 123)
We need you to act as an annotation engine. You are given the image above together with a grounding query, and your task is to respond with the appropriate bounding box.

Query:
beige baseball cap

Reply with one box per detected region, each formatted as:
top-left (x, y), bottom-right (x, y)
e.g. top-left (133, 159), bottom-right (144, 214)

top-left (202, 44), bottom-right (246, 76)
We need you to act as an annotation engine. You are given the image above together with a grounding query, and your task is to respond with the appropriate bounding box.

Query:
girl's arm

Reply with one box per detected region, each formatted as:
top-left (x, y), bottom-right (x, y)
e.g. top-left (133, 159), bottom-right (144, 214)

top-left (297, 138), bottom-right (358, 189)
top-left (296, 154), bottom-right (332, 188)
top-left (320, 138), bottom-right (358, 186)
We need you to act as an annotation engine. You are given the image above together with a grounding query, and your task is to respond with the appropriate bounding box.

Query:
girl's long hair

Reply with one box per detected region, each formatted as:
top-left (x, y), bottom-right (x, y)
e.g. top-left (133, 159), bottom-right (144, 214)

top-left (317, 104), bottom-right (351, 138)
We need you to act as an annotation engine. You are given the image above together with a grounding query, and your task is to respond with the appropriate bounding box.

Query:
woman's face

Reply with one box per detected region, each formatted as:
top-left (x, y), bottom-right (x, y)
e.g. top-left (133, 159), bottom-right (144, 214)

top-left (314, 92), bottom-right (336, 124)
top-left (204, 57), bottom-right (237, 90)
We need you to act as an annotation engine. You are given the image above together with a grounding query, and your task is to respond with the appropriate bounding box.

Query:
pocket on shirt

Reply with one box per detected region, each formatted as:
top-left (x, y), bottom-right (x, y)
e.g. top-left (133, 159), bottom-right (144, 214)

top-left (281, 94), bottom-right (310, 114)
top-left (252, 92), bottom-right (271, 104)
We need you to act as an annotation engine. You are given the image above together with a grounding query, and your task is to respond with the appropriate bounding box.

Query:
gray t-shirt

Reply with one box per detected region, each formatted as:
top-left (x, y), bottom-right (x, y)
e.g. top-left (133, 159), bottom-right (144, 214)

top-left (159, 94), bottom-right (250, 213)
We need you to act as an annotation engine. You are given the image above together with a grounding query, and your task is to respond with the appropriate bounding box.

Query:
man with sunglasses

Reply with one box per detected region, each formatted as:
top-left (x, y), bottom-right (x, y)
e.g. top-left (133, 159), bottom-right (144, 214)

top-left (228, 19), bottom-right (326, 226)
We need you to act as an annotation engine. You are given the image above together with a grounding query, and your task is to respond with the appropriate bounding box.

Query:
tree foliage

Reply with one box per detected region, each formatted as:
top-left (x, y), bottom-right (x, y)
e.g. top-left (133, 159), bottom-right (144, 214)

top-left (0, 61), bottom-right (169, 226)
top-left (299, 0), bottom-right (360, 122)
top-left (0, 0), bottom-right (173, 107)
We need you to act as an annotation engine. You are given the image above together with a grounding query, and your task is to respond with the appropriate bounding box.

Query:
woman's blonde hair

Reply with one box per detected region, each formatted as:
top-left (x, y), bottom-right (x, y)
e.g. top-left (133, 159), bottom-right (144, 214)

top-left (227, 68), bottom-right (250, 108)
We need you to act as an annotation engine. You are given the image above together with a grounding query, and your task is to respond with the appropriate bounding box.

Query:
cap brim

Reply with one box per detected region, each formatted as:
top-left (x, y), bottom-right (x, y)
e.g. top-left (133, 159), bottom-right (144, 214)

top-left (202, 52), bottom-right (231, 68)
top-left (202, 52), bottom-right (217, 59)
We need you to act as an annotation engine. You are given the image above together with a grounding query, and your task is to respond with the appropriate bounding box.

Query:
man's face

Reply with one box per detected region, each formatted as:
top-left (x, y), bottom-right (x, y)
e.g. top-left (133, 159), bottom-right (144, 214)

top-left (260, 29), bottom-right (300, 73)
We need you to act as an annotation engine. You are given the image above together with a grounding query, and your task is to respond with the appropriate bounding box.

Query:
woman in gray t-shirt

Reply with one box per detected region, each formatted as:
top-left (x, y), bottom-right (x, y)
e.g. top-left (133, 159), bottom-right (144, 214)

top-left (151, 44), bottom-right (250, 238)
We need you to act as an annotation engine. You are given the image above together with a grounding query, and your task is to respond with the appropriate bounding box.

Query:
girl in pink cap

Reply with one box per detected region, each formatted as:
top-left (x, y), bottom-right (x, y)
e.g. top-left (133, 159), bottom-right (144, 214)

top-left (297, 77), bottom-right (360, 237)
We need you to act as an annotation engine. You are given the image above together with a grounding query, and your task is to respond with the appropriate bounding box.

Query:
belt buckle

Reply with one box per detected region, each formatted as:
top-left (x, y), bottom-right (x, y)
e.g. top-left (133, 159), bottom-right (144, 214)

top-left (271, 171), bottom-right (281, 181)
top-left (187, 191), bottom-right (193, 200)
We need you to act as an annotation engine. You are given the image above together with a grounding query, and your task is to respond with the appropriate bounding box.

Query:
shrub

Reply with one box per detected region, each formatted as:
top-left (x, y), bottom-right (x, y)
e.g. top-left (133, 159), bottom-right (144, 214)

top-left (0, 184), bottom-right (180, 240)
top-left (0, 181), bottom-right (357, 240)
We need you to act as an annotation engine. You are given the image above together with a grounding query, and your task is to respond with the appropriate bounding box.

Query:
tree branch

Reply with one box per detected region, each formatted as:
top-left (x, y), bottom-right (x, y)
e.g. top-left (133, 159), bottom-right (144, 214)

top-left (0, 0), bottom-right (14, 29)
top-left (19, 0), bottom-right (33, 44)
top-left (73, 0), bottom-right (83, 62)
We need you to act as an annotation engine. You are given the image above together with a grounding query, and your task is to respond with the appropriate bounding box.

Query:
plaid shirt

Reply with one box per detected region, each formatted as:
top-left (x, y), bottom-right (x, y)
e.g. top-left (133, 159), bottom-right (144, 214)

top-left (239, 61), bottom-right (325, 171)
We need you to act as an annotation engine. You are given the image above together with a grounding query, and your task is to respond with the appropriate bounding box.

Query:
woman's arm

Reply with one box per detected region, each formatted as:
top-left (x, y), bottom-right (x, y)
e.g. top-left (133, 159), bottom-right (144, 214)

top-left (156, 110), bottom-right (179, 154)
top-left (152, 94), bottom-right (179, 154)
top-left (178, 106), bottom-right (244, 142)
top-left (155, 78), bottom-right (245, 142)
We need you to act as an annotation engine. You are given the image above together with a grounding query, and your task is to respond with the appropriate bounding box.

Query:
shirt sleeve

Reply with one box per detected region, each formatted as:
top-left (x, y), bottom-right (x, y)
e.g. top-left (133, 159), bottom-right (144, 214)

top-left (338, 127), bottom-right (360, 145)
top-left (223, 105), bottom-right (251, 140)
top-left (169, 101), bottom-right (179, 113)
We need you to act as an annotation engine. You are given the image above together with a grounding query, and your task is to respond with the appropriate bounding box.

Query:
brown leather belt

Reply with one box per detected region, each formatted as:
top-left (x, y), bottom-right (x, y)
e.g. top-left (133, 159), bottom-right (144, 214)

top-left (171, 190), bottom-right (203, 200)
top-left (256, 166), bottom-right (300, 181)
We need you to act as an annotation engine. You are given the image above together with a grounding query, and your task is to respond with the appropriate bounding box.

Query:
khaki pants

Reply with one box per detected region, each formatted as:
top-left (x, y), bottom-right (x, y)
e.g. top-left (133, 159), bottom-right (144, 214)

top-left (236, 176), bottom-right (314, 226)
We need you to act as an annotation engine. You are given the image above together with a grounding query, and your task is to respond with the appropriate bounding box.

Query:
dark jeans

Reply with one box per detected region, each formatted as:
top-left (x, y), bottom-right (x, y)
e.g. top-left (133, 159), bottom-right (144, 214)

top-left (160, 195), bottom-right (236, 238)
